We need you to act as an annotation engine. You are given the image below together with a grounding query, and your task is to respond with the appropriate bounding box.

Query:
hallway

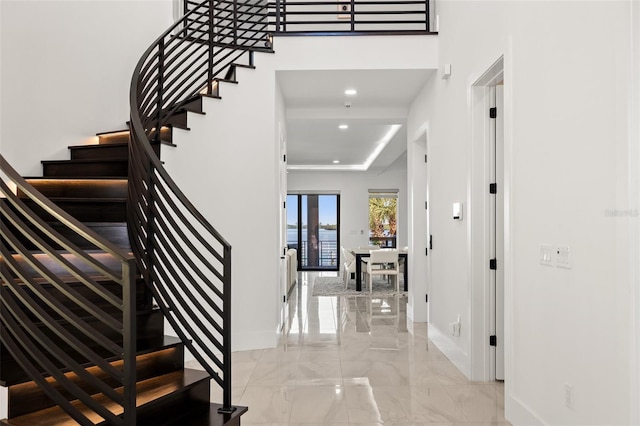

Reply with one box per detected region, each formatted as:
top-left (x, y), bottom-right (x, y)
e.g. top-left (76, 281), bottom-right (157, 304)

top-left (226, 272), bottom-right (508, 425)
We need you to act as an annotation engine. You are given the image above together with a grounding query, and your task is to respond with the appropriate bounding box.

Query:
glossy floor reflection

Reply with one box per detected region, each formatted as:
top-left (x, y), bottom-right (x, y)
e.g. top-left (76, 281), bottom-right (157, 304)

top-left (231, 272), bottom-right (509, 425)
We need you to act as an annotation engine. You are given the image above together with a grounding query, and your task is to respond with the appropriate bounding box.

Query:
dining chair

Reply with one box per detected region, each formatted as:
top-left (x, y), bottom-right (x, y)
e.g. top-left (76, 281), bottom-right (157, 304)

top-left (358, 245), bottom-right (380, 270)
top-left (365, 249), bottom-right (400, 293)
top-left (341, 246), bottom-right (357, 289)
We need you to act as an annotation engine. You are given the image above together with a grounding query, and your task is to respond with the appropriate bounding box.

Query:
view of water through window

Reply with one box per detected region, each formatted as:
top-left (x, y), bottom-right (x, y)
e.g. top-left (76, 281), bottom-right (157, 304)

top-left (287, 194), bottom-right (339, 270)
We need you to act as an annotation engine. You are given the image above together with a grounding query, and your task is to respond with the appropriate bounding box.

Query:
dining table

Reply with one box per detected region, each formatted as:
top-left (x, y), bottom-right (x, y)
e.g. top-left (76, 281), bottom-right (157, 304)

top-left (349, 247), bottom-right (408, 292)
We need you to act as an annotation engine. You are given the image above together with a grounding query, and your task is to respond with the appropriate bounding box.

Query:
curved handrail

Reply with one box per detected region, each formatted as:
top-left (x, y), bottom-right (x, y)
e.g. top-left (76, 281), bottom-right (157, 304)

top-left (0, 155), bottom-right (137, 425)
top-left (128, 0), bottom-right (271, 413)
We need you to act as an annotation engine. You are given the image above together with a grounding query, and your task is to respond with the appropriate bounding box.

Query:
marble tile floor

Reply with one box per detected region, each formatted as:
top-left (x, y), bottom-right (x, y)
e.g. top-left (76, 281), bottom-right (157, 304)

top-left (200, 271), bottom-right (510, 425)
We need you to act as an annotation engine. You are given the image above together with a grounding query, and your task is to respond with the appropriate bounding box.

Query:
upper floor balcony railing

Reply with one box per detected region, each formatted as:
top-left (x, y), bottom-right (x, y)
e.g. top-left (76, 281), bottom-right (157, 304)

top-left (369, 236), bottom-right (397, 248)
top-left (288, 240), bottom-right (338, 268)
top-left (268, 0), bottom-right (436, 35)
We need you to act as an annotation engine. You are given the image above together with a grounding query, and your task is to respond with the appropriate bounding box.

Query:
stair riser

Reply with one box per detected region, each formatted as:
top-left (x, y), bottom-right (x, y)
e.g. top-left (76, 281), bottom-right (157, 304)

top-left (181, 97), bottom-right (204, 114)
top-left (2, 279), bottom-right (147, 319)
top-left (132, 378), bottom-right (211, 426)
top-left (1, 220), bottom-right (130, 252)
top-left (98, 132), bottom-right (130, 145)
top-left (43, 162), bottom-right (128, 178)
top-left (97, 127), bottom-right (171, 145)
top-left (70, 144), bottom-right (160, 161)
top-left (166, 111), bottom-right (188, 129)
top-left (0, 309), bottom-right (164, 386)
top-left (18, 199), bottom-right (126, 222)
top-left (21, 180), bottom-right (127, 199)
top-left (7, 344), bottom-right (184, 418)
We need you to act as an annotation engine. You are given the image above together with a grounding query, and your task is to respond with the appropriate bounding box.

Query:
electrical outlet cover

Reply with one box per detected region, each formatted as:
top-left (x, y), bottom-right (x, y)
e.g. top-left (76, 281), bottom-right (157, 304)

top-left (556, 246), bottom-right (571, 269)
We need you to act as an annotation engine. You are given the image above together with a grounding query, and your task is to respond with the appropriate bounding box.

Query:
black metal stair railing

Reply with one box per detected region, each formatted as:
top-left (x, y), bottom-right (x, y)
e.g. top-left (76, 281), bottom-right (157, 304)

top-left (0, 156), bottom-right (138, 425)
top-left (128, 0), bottom-right (272, 414)
top-left (268, 0), bottom-right (433, 34)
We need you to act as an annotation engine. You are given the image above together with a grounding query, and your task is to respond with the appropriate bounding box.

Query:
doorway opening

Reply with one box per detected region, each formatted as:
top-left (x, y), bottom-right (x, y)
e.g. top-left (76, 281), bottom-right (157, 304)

top-left (287, 193), bottom-right (340, 271)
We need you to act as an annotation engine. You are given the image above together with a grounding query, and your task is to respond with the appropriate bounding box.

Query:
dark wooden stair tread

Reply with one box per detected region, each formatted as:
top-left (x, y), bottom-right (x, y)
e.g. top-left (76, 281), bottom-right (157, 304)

top-left (3, 369), bottom-right (210, 426)
top-left (7, 251), bottom-right (127, 284)
top-left (24, 197), bottom-right (126, 203)
top-left (214, 78), bottom-right (238, 84)
top-left (231, 62), bottom-right (256, 70)
top-left (68, 140), bottom-right (176, 150)
top-left (166, 403), bottom-right (248, 426)
top-left (41, 159), bottom-right (128, 165)
top-left (23, 175), bottom-right (129, 180)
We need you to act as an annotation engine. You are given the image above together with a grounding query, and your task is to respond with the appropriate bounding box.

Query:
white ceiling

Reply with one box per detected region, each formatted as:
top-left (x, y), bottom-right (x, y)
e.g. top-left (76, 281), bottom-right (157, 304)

top-left (278, 69), bottom-right (435, 172)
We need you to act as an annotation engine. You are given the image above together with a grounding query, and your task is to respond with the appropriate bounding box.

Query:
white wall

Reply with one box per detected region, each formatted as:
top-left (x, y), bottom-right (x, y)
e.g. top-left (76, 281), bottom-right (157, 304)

top-left (163, 58), bottom-right (282, 351)
top-left (408, 1), bottom-right (637, 425)
top-left (0, 0), bottom-right (173, 175)
top-left (288, 153), bottom-right (408, 251)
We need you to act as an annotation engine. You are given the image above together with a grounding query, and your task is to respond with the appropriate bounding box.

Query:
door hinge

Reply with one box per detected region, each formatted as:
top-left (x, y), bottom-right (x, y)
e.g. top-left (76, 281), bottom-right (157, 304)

top-left (425, 154), bottom-right (428, 163)
top-left (426, 247), bottom-right (428, 256)
top-left (489, 183), bottom-right (497, 194)
top-left (425, 201), bottom-right (428, 210)
top-left (425, 294), bottom-right (428, 303)
top-left (429, 235), bottom-right (433, 250)
top-left (490, 258), bottom-right (497, 270)
top-left (490, 107), bottom-right (497, 118)
top-left (489, 335), bottom-right (497, 346)
top-left (283, 154), bottom-right (287, 162)
top-left (283, 295), bottom-right (286, 303)
top-left (283, 201), bottom-right (286, 209)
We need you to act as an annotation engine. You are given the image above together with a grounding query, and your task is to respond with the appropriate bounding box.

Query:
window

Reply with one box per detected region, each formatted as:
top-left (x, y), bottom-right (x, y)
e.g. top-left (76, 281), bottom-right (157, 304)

top-left (368, 190), bottom-right (398, 248)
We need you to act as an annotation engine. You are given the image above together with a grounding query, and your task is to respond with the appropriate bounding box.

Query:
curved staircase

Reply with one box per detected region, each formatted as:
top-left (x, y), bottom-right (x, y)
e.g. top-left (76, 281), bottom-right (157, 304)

top-left (1, 0), bottom-right (272, 424)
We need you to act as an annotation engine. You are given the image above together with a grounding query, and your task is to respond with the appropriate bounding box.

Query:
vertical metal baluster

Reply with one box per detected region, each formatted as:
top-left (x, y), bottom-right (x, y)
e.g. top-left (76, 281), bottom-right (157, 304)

top-left (122, 260), bottom-right (138, 425)
top-left (208, 0), bottom-right (215, 94)
top-left (156, 39), bottom-right (165, 142)
top-left (217, 245), bottom-right (235, 414)
top-left (350, 0), bottom-right (355, 32)
top-left (282, 0), bottom-right (287, 32)
top-left (233, 0), bottom-right (239, 45)
top-left (275, 0), bottom-right (281, 32)
top-left (425, 0), bottom-right (429, 31)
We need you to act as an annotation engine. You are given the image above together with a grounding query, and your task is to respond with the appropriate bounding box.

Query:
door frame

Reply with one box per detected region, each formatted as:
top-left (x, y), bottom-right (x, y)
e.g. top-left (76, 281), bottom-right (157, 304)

top-left (468, 55), bottom-right (512, 383)
top-left (407, 126), bottom-right (430, 323)
top-left (631, 1), bottom-right (640, 423)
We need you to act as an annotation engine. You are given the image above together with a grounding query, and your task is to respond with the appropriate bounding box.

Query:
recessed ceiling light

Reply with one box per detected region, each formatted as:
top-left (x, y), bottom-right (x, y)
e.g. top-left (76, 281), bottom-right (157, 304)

top-left (333, 160), bottom-right (340, 164)
top-left (344, 89), bottom-right (357, 96)
top-left (339, 124), bottom-right (349, 130)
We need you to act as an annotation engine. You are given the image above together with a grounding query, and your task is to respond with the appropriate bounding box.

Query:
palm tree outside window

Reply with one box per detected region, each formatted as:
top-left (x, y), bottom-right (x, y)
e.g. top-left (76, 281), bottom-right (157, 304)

top-left (368, 190), bottom-right (398, 248)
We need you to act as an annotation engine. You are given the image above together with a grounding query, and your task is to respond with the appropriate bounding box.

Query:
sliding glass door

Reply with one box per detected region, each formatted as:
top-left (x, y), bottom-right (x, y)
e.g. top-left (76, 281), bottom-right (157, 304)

top-left (287, 193), bottom-right (340, 271)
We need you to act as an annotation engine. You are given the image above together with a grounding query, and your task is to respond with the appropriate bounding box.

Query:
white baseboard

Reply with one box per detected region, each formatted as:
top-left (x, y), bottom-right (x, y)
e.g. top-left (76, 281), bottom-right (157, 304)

top-left (1, 387), bottom-right (7, 419)
top-left (505, 393), bottom-right (545, 426)
top-left (427, 323), bottom-right (471, 379)
top-left (232, 330), bottom-right (279, 352)
top-left (163, 318), bottom-right (278, 355)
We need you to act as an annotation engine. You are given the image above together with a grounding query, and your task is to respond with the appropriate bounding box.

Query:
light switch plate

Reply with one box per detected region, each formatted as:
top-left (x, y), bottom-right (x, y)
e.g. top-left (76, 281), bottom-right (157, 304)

top-left (540, 245), bottom-right (554, 266)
